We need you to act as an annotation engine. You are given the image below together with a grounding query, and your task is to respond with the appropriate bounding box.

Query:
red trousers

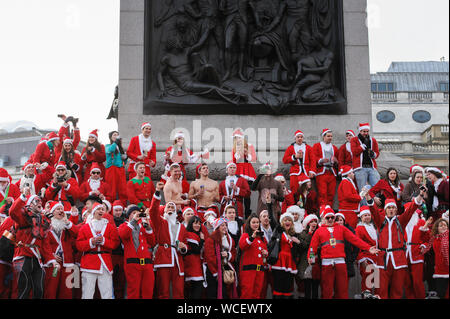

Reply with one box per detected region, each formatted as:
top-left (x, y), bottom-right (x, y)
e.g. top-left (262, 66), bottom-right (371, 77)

top-left (105, 166), bottom-right (128, 207)
top-left (44, 265), bottom-right (73, 299)
top-left (341, 210), bottom-right (359, 230)
top-left (404, 261), bottom-right (425, 299)
top-left (112, 255), bottom-right (126, 299)
top-left (0, 263), bottom-right (12, 299)
top-left (316, 171), bottom-right (336, 207)
top-left (378, 262), bottom-right (406, 299)
top-left (260, 270), bottom-right (273, 299)
top-left (124, 263), bottom-right (154, 299)
top-left (321, 263), bottom-right (348, 299)
top-left (155, 267), bottom-right (184, 299)
top-left (358, 260), bottom-right (377, 292)
top-left (239, 269), bottom-right (265, 299)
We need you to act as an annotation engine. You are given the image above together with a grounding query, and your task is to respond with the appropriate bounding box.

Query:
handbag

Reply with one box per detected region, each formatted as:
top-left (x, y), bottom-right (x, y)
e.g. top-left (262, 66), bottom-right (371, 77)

top-left (267, 230), bottom-right (281, 265)
top-left (222, 264), bottom-right (235, 285)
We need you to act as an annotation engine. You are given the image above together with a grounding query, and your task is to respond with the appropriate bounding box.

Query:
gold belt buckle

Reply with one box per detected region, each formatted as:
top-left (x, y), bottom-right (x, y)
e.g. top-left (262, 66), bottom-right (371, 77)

top-left (256, 265), bottom-right (261, 271)
top-left (140, 258), bottom-right (145, 265)
top-left (329, 238), bottom-right (337, 246)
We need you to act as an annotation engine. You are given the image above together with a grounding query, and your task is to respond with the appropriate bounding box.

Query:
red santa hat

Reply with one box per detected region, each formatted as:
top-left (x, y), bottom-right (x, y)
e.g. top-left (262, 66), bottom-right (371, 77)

top-left (212, 217), bottom-right (229, 231)
top-left (358, 206), bottom-right (371, 218)
top-left (90, 162), bottom-right (102, 174)
top-left (294, 130), bottom-right (304, 138)
top-left (47, 132), bottom-right (59, 142)
top-left (204, 209), bottom-right (217, 220)
top-left (0, 168), bottom-right (12, 183)
top-left (55, 161), bottom-right (67, 171)
top-left (279, 211), bottom-right (294, 224)
top-left (384, 199), bottom-right (397, 210)
top-left (274, 174), bottom-right (285, 182)
top-left (302, 214), bottom-right (319, 229)
top-left (141, 122), bottom-right (152, 130)
top-left (226, 161), bottom-right (237, 170)
top-left (320, 206), bottom-right (335, 220)
top-left (63, 137), bottom-right (73, 145)
top-left (286, 205), bottom-right (305, 220)
top-left (89, 129), bottom-right (98, 139)
top-left (173, 131), bottom-right (185, 140)
top-left (182, 207), bottom-right (195, 217)
top-left (358, 123), bottom-right (370, 132)
top-left (335, 212), bottom-right (345, 221)
top-left (298, 175), bottom-right (310, 186)
top-left (24, 194), bottom-right (40, 206)
top-left (410, 164), bottom-right (425, 175)
top-left (232, 128), bottom-right (244, 139)
top-left (102, 200), bottom-right (112, 213)
top-left (49, 201), bottom-right (64, 215)
top-left (321, 128), bottom-right (332, 137)
top-left (425, 167), bottom-right (441, 174)
top-left (112, 200), bottom-right (124, 211)
top-left (346, 130), bottom-right (356, 137)
top-left (22, 162), bottom-right (34, 172)
top-left (91, 202), bottom-right (105, 215)
top-left (339, 165), bottom-right (353, 177)
top-left (195, 163), bottom-right (203, 179)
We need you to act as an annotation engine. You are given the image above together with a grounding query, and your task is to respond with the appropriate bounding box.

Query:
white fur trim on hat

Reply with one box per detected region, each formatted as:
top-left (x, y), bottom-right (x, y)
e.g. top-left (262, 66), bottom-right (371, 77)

top-left (274, 175), bottom-right (285, 182)
top-left (204, 210), bottom-right (217, 218)
top-left (302, 214), bottom-right (318, 229)
top-left (50, 202), bottom-right (64, 215)
top-left (280, 212), bottom-right (294, 224)
top-left (384, 201), bottom-right (397, 209)
top-left (26, 195), bottom-right (40, 206)
top-left (358, 209), bottom-right (371, 218)
top-left (174, 132), bottom-right (185, 139)
top-left (182, 207), bottom-right (194, 216)
top-left (0, 177), bottom-right (9, 182)
top-left (335, 212), bottom-right (345, 220)
top-left (141, 123), bottom-right (152, 130)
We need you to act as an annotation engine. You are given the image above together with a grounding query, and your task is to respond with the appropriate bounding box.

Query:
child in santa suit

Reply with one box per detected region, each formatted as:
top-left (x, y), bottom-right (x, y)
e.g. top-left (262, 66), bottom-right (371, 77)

top-left (338, 130), bottom-right (355, 170)
top-left (312, 129), bottom-right (339, 207)
top-left (105, 131), bottom-right (128, 207)
top-left (355, 207), bottom-right (378, 296)
top-left (184, 215), bottom-right (208, 299)
top-left (239, 213), bottom-right (268, 299)
top-left (366, 190), bottom-right (426, 299)
top-left (150, 182), bottom-right (188, 299)
top-left (42, 202), bottom-right (81, 299)
top-left (337, 165), bottom-right (363, 229)
top-left (282, 130), bottom-right (316, 197)
top-left (126, 122), bottom-right (156, 180)
top-left (403, 209), bottom-right (428, 299)
top-left (118, 205), bottom-right (156, 299)
top-left (76, 202), bottom-right (120, 299)
top-left (79, 163), bottom-right (113, 203)
top-left (308, 206), bottom-right (379, 299)
top-left (81, 129), bottom-right (106, 182)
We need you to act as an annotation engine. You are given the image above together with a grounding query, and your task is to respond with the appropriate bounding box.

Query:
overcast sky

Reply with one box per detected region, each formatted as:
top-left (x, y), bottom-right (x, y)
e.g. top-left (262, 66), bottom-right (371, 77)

top-left (0, 0), bottom-right (448, 143)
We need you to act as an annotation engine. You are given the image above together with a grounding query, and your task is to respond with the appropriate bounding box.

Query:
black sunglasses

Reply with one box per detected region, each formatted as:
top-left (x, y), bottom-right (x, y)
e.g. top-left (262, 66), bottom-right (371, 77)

top-left (326, 216), bottom-right (335, 220)
top-left (91, 171), bottom-right (101, 175)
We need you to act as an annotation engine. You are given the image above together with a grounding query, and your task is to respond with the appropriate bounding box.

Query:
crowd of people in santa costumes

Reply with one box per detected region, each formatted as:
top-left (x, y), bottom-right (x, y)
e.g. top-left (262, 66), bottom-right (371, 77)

top-left (0, 113), bottom-right (448, 300)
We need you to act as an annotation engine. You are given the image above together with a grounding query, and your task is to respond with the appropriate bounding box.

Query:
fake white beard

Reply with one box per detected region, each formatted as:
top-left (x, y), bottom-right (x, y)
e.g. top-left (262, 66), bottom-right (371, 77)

top-left (294, 221), bottom-right (303, 234)
top-left (89, 179), bottom-right (101, 191)
top-left (91, 218), bottom-right (107, 233)
top-left (51, 218), bottom-right (67, 233)
top-left (164, 212), bottom-right (177, 226)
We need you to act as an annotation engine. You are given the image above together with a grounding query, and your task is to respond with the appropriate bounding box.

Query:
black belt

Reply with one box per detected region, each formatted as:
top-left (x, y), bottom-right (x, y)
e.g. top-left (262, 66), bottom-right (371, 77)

top-left (86, 251), bottom-right (109, 255)
top-left (407, 242), bottom-right (420, 246)
top-left (242, 264), bottom-right (265, 271)
top-left (126, 258), bottom-right (152, 265)
top-left (319, 239), bottom-right (345, 248)
top-left (380, 247), bottom-right (405, 252)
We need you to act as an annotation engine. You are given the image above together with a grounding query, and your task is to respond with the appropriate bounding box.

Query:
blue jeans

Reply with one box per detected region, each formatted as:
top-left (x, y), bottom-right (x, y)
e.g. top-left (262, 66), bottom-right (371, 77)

top-left (355, 167), bottom-right (380, 205)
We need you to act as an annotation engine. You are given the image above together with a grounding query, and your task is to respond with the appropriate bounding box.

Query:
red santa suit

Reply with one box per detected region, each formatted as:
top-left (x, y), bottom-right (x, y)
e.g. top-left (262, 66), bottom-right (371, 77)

top-left (164, 144), bottom-right (195, 181)
top-left (0, 169), bottom-right (21, 206)
top-left (0, 216), bottom-right (15, 299)
top-left (337, 172), bottom-right (361, 229)
top-left (219, 175), bottom-right (251, 219)
top-left (31, 132), bottom-right (59, 169)
top-left (184, 231), bottom-right (207, 285)
top-left (369, 198), bottom-right (421, 299)
top-left (126, 134), bottom-right (156, 179)
top-left (231, 147), bottom-right (257, 182)
top-left (308, 208), bottom-right (372, 299)
top-left (338, 142), bottom-right (353, 170)
top-left (55, 123), bottom-right (80, 159)
top-left (42, 205), bottom-right (81, 299)
top-left (369, 179), bottom-right (405, 212)
top-left (44, 173), bottom-right (80, 213)
top-left (79, 178), bottom-right (113, 203)
top-left (312, 140), bottom-right (339, 207)
top-left (15, 163), bottom-right (53, 196)
top-left (350, 135), bottom-right (380, 171)
top-left (150, 193), bottom-right (188, 299)
top-left (118, 218), bottom-right (156, 299)
top-left (282, 141), bottom-right (315, 195)
top-left (239, 233), bottom-right (268, 299)
top-left (127, 176), bottom-right (155, 209)
top-left (403, 211), bottom-right (427, 299)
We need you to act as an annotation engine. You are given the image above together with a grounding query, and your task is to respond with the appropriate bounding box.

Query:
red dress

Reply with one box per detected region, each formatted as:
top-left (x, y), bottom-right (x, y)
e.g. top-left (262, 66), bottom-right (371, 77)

top-left (232, 146), bottom-right (257, 182)
top-left (271, 232), bottom-right (297, 274)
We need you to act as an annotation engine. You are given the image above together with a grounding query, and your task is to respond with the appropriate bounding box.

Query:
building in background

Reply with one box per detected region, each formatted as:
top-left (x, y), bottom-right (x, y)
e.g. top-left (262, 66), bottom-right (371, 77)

top-left (371, 61), bottom-right (449, 172)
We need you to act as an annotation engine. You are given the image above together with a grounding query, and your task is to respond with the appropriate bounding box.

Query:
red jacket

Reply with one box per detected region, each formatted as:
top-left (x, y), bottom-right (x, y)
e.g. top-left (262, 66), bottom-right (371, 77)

top-left (355, 223), bottom-right (378, 264)
top-left (338, 177), bottom-right (361, 212)
top-left (32, 142), bottom-right (56, 167)
top-left (369, 198), bottom-right (420, 269)
top-left (118, 220), bottom-right (155, 261)
top-left (56, 152), bottom-right (84, 185)
top-left (281, 190), bottom-right (295, 213)
top-left (42, 222), bottom-right (81, 268)
top-left (431, 231), bottom-right (449, 277)
top-left (81, 144), bottom-right (106, 182)
top-left (369, 179), bottom-right (404, 207)
top-left (219, 176), bottom-right (251, 218)
top-left (204, 231), bottom-right (236, 277)
top-left (239, 233), bottom-right (267, 268)
top-left (127, 177), bottom-right (155, 209)
top-left (184, 231), bottom-right (206, 281)
top-left (149, 194), bottom-right (187, 276)
top-left (282, 143), bottom-right (315, 177)
top-left (79, 179), bottom-right (113, 203)
top-left (350, 136), bottom-right (380, 170)
top-left (308, 223), bottom-right (371, 260)
top-left (15, 165), bottom-right (53, 195)
top-left (126, 135), bottom-right (156, 175)
top-left (338, 142), bottom-right (353, 169)
top-left (54, 124), bottom-right (81, 167)
top-left (9, 196), bottom-right (53, 266)
top-left (404, 213), bottom-right (427, 264)
top-left (76, 219), bottom-right (120, 274)
top-left (44, 177), bottom-right (80, 212)
top-left (0, 182), bottom-right (21, 205)
top-left (312, 142), bottom-right (339, 176)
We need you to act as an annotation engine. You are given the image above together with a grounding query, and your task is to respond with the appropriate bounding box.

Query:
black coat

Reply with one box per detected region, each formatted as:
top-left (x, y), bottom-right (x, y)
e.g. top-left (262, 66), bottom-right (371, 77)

top-left (344, 223), bottom-right (359, 278)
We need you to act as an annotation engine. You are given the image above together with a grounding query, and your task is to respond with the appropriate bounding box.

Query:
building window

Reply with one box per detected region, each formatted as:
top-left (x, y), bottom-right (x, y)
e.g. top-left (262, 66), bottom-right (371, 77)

top-left (412, 110), bottom-right (431, 123)
top-left (371, 83), bottom-right (394, 92)
top-left (439, 82), bottom-right (449, 92)
top-left (376, 110), bottom-right (396, 123)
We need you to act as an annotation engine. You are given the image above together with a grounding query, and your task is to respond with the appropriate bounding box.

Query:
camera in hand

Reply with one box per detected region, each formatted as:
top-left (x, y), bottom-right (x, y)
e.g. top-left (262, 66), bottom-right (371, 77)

top-left (138, 212), bottom-right (147, 218)
top-left (57, 176), bottom-right (65, 183)
top-left (256, 230), bottom-right (264, 237)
